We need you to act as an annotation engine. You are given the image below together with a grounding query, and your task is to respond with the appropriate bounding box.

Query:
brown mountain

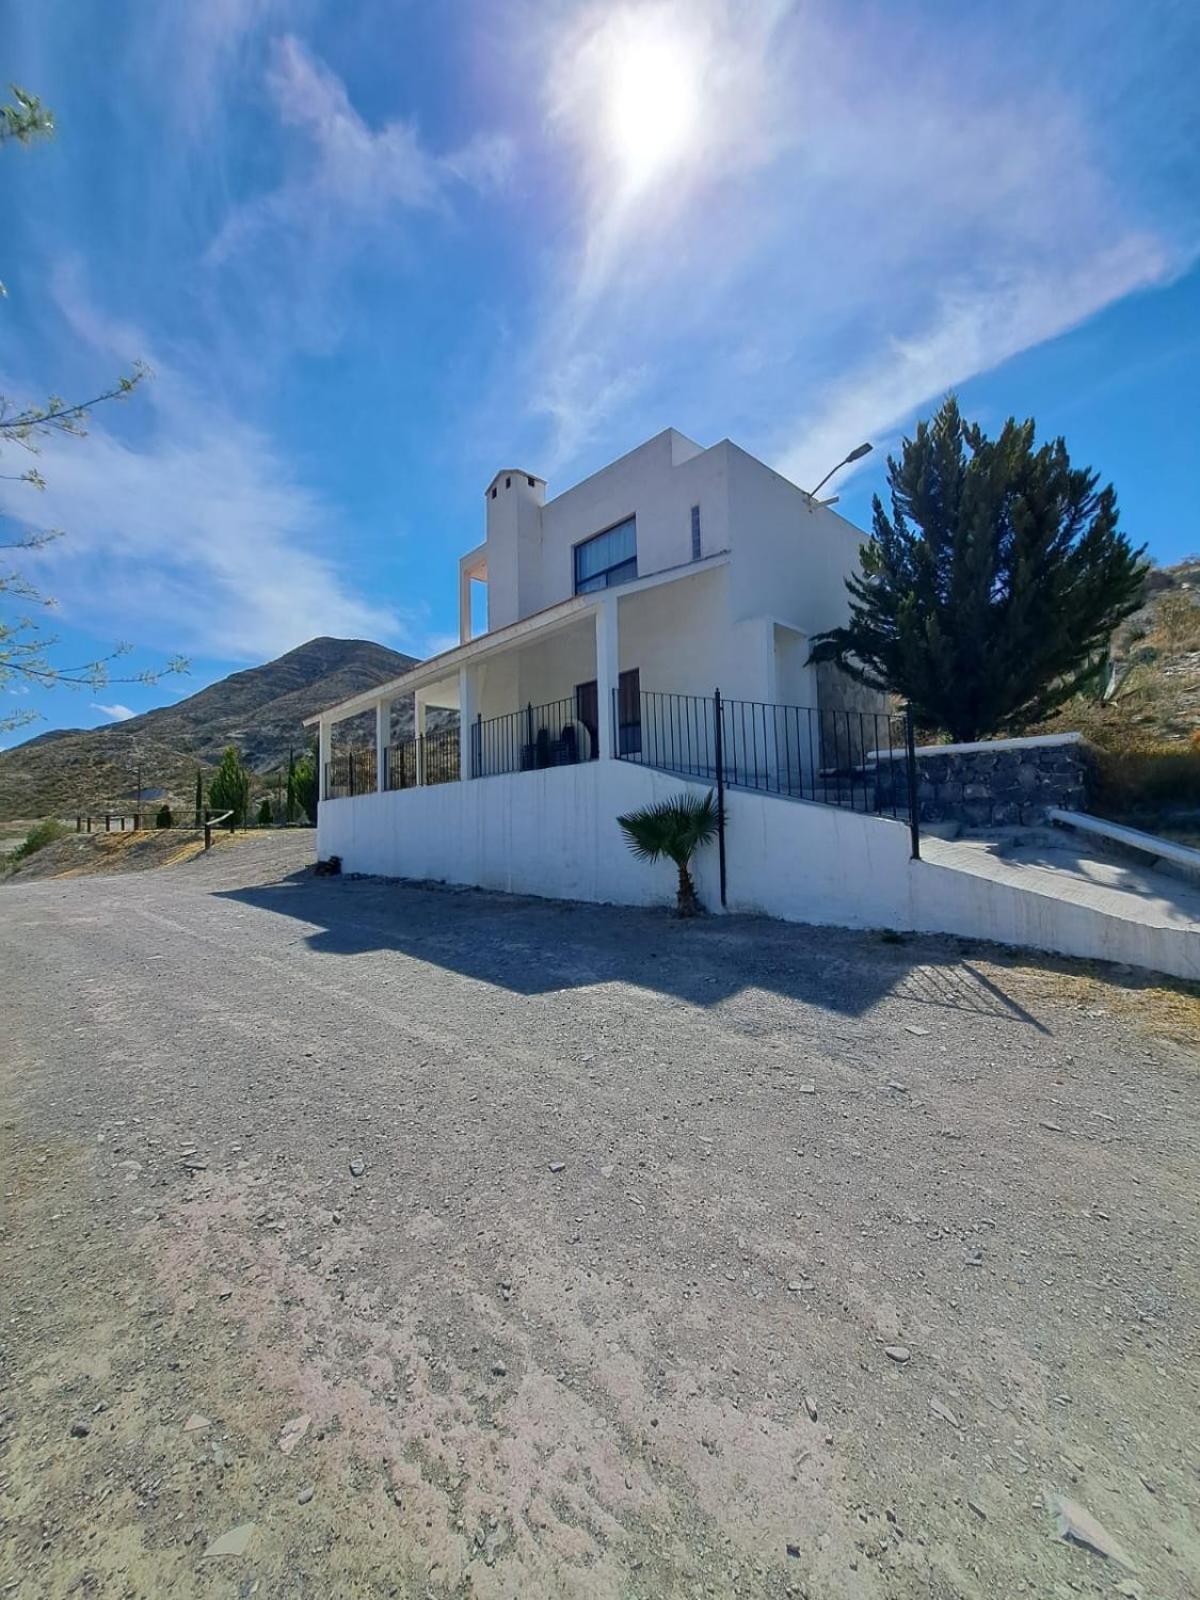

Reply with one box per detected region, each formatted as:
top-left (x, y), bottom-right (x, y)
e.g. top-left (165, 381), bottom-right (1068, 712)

top-left (0, 637), bottom-right (422, 821)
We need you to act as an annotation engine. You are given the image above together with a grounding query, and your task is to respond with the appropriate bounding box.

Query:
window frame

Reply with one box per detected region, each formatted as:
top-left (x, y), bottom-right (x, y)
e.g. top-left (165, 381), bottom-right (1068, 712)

top-left (573, 516), bottom-right (638, 596)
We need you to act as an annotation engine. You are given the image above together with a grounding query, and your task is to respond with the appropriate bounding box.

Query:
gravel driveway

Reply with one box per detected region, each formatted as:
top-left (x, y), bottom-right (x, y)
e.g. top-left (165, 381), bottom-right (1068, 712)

top-left (2, 837), bottom-right (1198, 1598)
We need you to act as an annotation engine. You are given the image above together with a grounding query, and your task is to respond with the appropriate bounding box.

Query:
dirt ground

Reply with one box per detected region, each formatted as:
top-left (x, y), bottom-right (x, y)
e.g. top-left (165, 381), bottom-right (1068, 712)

top-left (1, 838), bottom-right (1197, 1598)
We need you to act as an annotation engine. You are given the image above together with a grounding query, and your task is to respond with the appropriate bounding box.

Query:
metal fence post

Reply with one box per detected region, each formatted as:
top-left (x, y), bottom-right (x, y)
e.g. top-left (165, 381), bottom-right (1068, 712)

top-left (904, 703), bottom-right (921, 860)
top-left (713, 687), bottom-right (727, 907)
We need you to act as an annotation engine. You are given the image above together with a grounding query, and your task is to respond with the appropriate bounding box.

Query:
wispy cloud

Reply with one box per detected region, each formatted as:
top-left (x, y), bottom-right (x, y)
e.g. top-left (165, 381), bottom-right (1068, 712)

top-left (509, 0), bottom-right (1196, 488)
top-left (92, 702), bottom-right (135, 721)
top-left (211, 35), bottom-right (514, 263)
top-left (0, 270), bottom-right (410, 664)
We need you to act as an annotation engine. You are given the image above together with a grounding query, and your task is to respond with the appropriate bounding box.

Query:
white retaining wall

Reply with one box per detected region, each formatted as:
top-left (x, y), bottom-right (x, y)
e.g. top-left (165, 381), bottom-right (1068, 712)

top-left (319, 765), bottom-right (1199, 981)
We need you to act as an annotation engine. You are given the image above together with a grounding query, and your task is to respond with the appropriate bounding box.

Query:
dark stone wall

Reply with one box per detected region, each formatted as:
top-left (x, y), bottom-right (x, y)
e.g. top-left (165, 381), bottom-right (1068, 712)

top-left (876, 738), bottom-right (1090, 828)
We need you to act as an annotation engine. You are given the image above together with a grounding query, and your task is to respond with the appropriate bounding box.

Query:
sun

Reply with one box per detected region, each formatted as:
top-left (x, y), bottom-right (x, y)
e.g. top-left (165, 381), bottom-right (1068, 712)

top-left (601, 16), bottom-right (702, 194)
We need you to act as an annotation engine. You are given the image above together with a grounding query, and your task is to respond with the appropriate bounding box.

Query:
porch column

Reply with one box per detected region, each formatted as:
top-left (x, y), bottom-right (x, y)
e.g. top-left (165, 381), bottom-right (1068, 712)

top-left (318, 715), bottom-right (332, 800)
top-left (414, 693), bottom-right (427, 785)
top-left (375, 699), bottom-right (389, 793)
top-left (458, 666), bottom-right (478, 779)
top-left (459, 566), bottom-right (473, 644)
top-left (595, 595), bottom-right (619, 760)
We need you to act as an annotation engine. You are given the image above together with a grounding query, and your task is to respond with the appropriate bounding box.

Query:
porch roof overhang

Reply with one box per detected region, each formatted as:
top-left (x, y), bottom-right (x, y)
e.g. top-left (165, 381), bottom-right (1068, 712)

top-left (306, 550), bottom-right (730, 726)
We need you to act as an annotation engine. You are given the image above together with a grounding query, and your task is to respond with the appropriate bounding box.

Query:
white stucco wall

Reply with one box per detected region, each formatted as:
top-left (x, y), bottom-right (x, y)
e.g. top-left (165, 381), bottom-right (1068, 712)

top-left (318, 766), bottom-right (1198, 981)
top-left (724, 443), bottom-right (863, 636)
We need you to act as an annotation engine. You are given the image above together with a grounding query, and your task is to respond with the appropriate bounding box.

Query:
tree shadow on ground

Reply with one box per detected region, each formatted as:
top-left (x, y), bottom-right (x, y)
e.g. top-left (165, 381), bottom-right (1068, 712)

top-left (217, 870), bottom-right (1067, 1028)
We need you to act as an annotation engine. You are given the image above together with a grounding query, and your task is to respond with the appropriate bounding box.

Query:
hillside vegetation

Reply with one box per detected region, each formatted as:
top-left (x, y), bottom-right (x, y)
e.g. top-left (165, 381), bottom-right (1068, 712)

top-left (0, 637), bottom-right (420, 822)
top-left (1039, 557), bottom-right (1200, 824)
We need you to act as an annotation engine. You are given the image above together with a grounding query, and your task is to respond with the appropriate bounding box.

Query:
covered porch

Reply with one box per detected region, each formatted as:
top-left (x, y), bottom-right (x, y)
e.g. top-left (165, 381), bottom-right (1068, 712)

top-left (312, 554), bottom-right (768, 799)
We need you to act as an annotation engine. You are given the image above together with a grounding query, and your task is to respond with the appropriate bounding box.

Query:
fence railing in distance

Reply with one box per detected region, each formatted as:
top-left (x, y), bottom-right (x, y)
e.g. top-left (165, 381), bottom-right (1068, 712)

top-left (472, 696), bottom-right (597, 779)
top-left (615, 688), bottom-right (913, 823)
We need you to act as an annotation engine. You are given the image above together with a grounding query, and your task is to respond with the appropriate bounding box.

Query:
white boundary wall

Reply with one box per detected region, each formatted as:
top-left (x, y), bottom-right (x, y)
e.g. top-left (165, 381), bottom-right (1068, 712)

top-left (319, 766), bottom-right (1199, 981)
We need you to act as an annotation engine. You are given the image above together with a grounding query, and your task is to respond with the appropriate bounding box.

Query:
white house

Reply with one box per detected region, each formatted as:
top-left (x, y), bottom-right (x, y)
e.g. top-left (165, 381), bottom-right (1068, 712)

top-left (309, 428), bottom-right (1199, 982)
top-left (311, 427), bottom-right (885, 802)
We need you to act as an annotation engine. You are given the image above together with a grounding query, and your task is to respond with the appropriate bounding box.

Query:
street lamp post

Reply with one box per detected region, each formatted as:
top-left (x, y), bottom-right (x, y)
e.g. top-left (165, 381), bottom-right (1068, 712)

top-left (807, 441), bottom-right (873, 507)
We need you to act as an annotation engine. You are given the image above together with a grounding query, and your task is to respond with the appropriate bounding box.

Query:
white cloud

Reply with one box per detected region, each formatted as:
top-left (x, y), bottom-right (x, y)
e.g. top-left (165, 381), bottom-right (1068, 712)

top-left (92, 702), bottom-right (135, 721)
top-left (512, 0), bottom-right (1195, 490)
top-left (776, 239), bottom-right (1176, 492)
top-left (0, 274), bottom-right (410, 665)
top-left (136, 0), bottom-right (286, 140)
top-left (210, 35), bottom-right (514, 264)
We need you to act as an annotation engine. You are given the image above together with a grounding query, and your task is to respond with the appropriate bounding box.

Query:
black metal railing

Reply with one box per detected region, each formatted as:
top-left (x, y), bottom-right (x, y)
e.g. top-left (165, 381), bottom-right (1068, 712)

top-left (472, 696), bottom-right (598, 779)
top-left (325, 734), bottom-right (462, 799)
top-left (420, 728), bottom-right (461, 786)
top-left (615, 688), bottom-right (916, 830)
top-left (384, 730), bottom-right (460, 790)
top-left (385, 738), bottom-right (420, 791)
top-left (324, 748), bottom-right (377, 800)
top-left (319, 684), bottom-right (919, 857)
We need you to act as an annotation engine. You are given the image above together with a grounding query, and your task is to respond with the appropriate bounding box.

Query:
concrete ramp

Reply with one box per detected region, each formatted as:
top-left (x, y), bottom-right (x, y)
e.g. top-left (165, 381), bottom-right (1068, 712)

top-left (914, 832), bottom-right (1200, 982)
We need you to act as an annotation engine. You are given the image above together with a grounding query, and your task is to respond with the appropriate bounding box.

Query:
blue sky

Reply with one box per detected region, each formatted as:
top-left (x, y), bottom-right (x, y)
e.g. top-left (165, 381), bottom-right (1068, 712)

top-left (3, 0), bottom-right (1198, 740)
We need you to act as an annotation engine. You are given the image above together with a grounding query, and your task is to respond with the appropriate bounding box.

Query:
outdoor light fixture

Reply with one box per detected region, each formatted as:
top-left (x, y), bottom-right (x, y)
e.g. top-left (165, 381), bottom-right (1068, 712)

top-left (807, 441), bottom-right (873, 507)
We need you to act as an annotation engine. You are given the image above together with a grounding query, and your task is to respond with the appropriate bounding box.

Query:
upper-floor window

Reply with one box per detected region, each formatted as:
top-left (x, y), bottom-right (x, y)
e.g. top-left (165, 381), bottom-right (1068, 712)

top-left (574, 517), bottom-right (637, 594)
top-left (690, 504), bottom-right (702, 560)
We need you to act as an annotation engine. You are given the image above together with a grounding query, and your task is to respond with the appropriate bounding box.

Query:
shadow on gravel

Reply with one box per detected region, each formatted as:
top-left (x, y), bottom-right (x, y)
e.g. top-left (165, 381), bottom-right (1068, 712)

top-left (218, 872), bottom-right (1052, 1027)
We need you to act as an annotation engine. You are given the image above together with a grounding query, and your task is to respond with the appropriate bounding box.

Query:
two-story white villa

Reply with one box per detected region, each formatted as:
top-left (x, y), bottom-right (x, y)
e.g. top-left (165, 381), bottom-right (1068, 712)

top-left (311, 427), bottom-right (884, 812)
top-left (307, 427), bottom-right (1199, 981)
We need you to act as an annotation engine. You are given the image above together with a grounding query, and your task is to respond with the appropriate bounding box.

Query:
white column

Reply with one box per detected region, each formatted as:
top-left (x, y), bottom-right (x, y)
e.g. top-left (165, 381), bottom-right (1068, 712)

top-left (595, 596), bottom-right (619, 760)
top-left (458, 666), bottom-right (478, 780)
top-left (459, 566), bottom-right (473, 644)
top-left (375, 699), bottom-right (389, 792)
top-left (318, 716), bottom-right (332, 799)
top-left (414, 693), bottom-right (428, 785)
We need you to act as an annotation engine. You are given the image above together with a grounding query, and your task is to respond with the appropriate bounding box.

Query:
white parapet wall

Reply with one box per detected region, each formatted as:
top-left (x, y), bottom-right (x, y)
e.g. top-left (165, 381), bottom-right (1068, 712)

top-left (319, 765), bottom-right (1199, 981)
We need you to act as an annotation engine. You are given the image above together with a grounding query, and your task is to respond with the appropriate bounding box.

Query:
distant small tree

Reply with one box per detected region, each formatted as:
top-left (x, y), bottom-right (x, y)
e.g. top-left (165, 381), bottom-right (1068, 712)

top-left (257, 796), bottom-right (272, 826)
top-left (292, 748), bottom-right (318, 825)
top-left (208, 745), bottom-right (250, 829)
top-left (193, 768), bottom-right (202, 828)
top-left (155, 803), bottom-right (172, 828)
top-left (808, 397), bottom-right (1149, 743)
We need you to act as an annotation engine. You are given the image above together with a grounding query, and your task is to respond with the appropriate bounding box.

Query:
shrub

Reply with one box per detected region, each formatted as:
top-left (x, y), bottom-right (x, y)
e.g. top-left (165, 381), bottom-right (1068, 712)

top-left (11, 818), bottom-right (69, 862)
top-left (156, 804), bottom-right (173, 828)
top-left (617, 789), bottom-right (720, 916)
top-left (257, 797), bottom-right (272, 826)
top-left (1088, 738), bottom-right (1200, 819)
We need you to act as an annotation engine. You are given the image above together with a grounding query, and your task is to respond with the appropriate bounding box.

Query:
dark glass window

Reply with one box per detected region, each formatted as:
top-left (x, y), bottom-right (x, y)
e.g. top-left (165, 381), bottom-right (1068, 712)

top-left (690, 504), bottom-right (701, 560)
top-left (574, 517), bottom-right (637, 594)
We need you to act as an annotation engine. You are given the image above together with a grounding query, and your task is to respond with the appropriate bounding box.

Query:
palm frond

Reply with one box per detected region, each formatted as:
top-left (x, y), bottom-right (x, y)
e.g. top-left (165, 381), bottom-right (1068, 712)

top-left (617, 790), bottom-right (718, 865)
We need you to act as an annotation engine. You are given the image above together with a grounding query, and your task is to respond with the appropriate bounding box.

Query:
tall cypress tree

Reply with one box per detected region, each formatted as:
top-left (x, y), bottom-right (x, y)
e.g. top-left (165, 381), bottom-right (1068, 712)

top-left (809, 398), bottom-right (1149, 743)
top-left (285, 748), bottom-right (296, 824)
top-left (193, 768), bottom-right (202, 829)
top-left (208, 746), bottom-right (251, 830)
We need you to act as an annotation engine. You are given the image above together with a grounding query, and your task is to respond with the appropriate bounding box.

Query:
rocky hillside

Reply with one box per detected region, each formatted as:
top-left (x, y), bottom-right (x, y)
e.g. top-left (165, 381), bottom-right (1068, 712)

top-left (1043, 556), bottom-right (1200, 746)
top-left (0, 637), bottom-right (422, 821)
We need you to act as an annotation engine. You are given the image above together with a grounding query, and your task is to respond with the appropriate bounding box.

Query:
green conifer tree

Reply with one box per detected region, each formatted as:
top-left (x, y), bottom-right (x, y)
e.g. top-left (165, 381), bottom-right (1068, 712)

top-left (208, 746), bottom-right (251, 830)
top-left (809, 398), bottom-right (1148, 742)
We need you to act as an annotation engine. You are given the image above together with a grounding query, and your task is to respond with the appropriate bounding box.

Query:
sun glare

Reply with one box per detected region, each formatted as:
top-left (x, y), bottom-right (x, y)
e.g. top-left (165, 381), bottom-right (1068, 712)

top-left (603, 22), bottom-right (701, 194)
